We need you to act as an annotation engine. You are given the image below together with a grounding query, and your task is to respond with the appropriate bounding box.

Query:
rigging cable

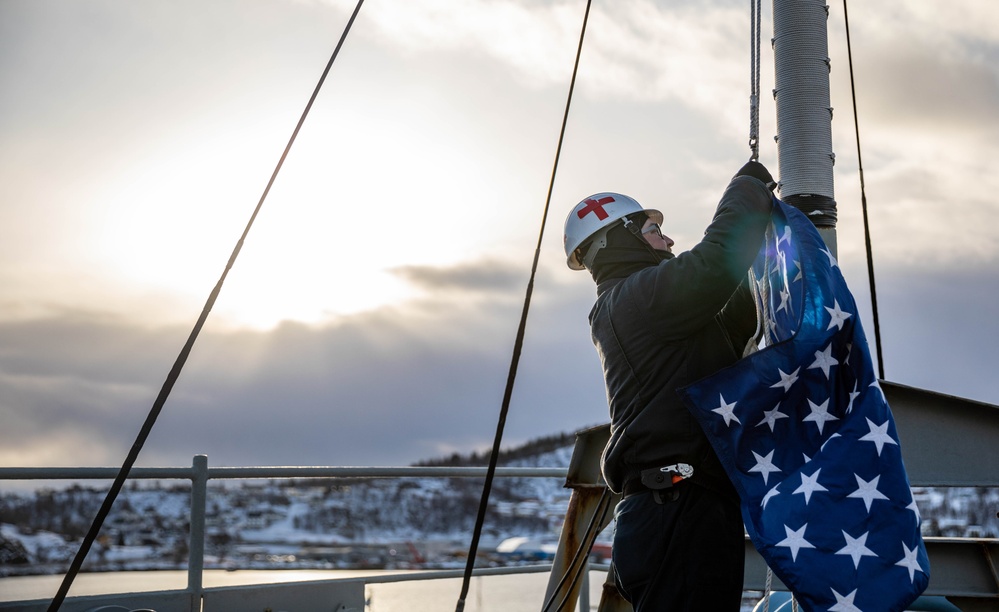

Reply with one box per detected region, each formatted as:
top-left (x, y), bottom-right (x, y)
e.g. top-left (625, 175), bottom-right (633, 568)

top-left (44, 2), bottom-right (367, 610)
top-left (841, 0), bottom-right (884, 379)
top-left (749, 0), bottom-right (762, 161)
top-left (453, 1), bottom-right (593, 610)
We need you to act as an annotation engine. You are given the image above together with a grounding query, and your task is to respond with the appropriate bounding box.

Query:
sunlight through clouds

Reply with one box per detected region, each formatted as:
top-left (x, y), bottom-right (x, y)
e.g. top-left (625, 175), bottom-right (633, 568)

top-left (2, 0), bottom-right (998, 470)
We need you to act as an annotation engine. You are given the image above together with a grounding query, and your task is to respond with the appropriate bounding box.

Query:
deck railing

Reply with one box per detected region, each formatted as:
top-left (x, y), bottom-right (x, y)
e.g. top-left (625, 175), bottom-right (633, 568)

top-left (0, 459), bottom-right (577, 612)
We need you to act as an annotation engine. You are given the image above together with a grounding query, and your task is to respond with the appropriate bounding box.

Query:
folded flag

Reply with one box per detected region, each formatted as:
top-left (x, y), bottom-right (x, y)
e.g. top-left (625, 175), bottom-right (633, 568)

top-left (681, 199), bottom-right (929, 611)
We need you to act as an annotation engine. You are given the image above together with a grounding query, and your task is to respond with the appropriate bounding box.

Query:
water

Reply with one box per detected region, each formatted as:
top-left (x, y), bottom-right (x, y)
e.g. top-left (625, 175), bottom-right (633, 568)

top-left (1, 570), bottom-right (764, 610)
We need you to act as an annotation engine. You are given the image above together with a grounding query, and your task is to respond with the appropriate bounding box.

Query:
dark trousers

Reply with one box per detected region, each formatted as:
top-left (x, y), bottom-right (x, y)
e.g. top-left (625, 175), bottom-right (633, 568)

top-left (612, 483), bottom-right (745, 611)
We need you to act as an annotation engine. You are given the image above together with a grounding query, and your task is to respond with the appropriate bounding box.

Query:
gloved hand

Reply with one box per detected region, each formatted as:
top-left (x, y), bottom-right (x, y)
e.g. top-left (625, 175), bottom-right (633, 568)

top-left (735, 160), bottom-right (777, 192)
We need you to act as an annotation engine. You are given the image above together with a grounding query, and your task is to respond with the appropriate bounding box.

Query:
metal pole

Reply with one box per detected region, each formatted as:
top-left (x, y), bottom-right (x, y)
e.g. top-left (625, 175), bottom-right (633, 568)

top-left (772, 0), bottom-right (837, 252)
top-left (188, 454), bottom-right (208, 612)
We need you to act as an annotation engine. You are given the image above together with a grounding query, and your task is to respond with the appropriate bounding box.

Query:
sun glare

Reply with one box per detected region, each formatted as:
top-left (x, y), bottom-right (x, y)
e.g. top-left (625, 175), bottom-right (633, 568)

top-left (83, 110), bottom-right (525, 330)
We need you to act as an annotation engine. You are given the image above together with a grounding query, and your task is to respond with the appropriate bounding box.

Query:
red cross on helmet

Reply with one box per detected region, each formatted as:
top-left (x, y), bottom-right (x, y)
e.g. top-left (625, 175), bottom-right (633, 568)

top-left (563, 192), bottom-right (663, 270)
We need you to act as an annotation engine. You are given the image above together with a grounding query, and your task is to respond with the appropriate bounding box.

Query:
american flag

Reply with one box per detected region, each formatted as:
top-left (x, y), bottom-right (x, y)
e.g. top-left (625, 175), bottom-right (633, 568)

top-left (681, 199), bottom-right (929, 611)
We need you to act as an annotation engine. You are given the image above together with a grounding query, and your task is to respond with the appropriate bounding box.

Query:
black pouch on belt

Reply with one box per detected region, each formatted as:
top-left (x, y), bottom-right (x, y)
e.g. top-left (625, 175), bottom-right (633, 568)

top-left (640, 467), bottom-right (679, 504)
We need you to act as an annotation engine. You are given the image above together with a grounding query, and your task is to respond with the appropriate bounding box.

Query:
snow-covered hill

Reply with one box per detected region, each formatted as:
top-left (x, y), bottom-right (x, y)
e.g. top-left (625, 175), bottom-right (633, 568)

top-left (1, 441), bottom-right (579, 575)
top-left (2, 436), bottom-right (996, 577)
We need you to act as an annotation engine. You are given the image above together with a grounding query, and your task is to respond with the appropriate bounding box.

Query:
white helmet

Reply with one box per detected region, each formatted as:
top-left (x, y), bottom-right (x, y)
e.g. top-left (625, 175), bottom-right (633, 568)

top-left (563, 192), bottom-right (663, 270)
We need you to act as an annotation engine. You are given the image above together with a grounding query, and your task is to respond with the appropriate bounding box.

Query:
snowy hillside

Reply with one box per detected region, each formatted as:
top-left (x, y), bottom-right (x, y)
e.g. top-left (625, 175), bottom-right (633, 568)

top-left (1, 439), bottom-right (579, 575)
top-left (2, 434), bottom-right (996, 577)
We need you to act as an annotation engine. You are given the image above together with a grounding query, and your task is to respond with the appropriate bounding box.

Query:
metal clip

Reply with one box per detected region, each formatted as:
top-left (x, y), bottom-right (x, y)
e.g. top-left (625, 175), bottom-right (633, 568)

top-left (661, 463), bottom-right (694, 482)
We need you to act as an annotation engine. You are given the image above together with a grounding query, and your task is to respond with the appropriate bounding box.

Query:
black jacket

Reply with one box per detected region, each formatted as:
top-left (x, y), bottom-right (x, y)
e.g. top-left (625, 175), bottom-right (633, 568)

top-left (589, 176), bottom-right (773, 494)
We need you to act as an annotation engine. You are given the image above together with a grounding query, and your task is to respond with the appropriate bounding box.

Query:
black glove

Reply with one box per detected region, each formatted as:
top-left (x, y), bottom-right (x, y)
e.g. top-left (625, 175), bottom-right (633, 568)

top-left (735, 160), bottom-right (777, 192)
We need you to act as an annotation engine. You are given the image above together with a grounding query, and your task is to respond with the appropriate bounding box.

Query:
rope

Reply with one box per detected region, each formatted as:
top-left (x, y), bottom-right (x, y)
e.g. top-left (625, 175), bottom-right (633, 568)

top-left (841, 0), bottom-right (884, 379)
top-left (763, 567), bottom-right (773, 612)
top-left (749, 0), bottom-right (762, 161)
top-left (44, 2), bottom-right (367, 609)
top-left (453, 1), bottom-right (593, 610)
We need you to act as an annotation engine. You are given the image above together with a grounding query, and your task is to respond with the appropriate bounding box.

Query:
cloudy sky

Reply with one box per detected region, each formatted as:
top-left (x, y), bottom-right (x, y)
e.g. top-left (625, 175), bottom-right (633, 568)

top-left (2, 0), bottom-right (997, 477)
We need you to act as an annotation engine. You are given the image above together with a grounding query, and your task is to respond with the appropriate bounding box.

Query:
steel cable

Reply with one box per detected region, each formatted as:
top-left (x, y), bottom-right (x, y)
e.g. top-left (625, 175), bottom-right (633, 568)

top-left (841, 0), bottom-right (884, 379)
top-left (453, 1), bottom-right (593, 610)
top-left (749, 0), bottom-right (762, 161)
top-left (45, 2), bottom-right (367, 609)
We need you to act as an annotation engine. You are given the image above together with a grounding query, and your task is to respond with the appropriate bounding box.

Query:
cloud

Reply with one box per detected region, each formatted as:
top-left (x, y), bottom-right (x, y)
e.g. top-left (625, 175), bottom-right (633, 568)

top-left (334, 0), bottom-right (754, 130)
top-left (0, 260), bottom-right (607, 471)
top-left (391, 259), bottom-right (529, 296)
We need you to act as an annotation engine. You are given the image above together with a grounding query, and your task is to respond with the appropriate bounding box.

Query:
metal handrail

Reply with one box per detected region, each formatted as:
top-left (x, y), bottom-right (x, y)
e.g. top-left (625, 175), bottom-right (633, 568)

top-left (0, 457), bottom-right (572, 612)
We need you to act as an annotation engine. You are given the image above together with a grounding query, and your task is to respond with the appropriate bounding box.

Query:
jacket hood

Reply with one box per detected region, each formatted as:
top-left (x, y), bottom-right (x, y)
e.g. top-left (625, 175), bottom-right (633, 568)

top-left (589, 222), bottom-right (673, 285)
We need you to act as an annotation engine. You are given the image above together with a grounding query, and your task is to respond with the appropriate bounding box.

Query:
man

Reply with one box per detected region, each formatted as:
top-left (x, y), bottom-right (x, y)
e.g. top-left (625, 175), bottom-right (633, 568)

top-left (562, 161), bottom-right (776, 611)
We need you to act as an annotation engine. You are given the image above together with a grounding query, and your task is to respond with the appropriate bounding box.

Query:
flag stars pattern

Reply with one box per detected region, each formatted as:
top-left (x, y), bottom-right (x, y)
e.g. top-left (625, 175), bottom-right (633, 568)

top-left (761, 484), bottom-right (781, 509)
top-left (793, 469), bottom-right (828, 504)
top-left (749, 449), bottom-right (781, 485)
top-left (830, 588), bottom-right (862, 612)
top-left (808, 343), bottom-right (838, 379)
top-left (771, 367), bottom-right (799, 392)
top-left (825, 299), bottom-right (852, 331)
top-left (777, 287), bottom-right (791, 314)
top-left (803, 398), bottom-right (838, 434)
top-left (821, 246), bottom-right (839, 268)
top-left (848, 474), bottom-right (890, 512)
top-left (846, 380), bottom-right (861, 414)
top-left (777, 524), bottom-right (815, 561)
top-left (836, 530), bottom-right (879, 569)
top-left (870, 379), bottom-right (887, 403)
top-left (757, 404), bottom-right (789, 432)
top-left (859, 417), bottom-right (898, 456)
top-left (680, 201), bottom-right (929, 611)
top-left (712, 394), bottom-right (740, 426)
top-left (896, 542), bottom-right (925, 583)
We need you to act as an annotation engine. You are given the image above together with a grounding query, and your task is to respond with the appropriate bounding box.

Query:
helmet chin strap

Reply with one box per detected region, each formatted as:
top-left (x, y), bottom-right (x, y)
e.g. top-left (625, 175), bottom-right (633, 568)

top-left (621, 216), bottom-right (671, 263)
top-left (582, 215), bottom-right (671, 269)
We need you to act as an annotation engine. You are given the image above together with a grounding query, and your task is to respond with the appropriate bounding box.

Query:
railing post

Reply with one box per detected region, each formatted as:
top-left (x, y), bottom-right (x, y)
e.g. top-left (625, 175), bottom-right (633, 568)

top-left (188, 454), bottom-right (208, 612)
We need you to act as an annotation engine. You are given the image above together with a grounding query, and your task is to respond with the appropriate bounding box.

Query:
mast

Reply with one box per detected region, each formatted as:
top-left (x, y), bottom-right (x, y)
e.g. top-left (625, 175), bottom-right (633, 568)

top-left (772, 0), bottom-right (837, 254)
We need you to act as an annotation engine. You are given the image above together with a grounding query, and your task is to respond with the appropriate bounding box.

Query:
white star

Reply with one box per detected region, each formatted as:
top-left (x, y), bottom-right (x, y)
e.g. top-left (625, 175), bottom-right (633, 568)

top-left (803, 398), bottom-right (839, 434)
top-left (836, 530), bottom-right (879, 569)
top-left (848, 474), bottom-right (890, 512)
top-left (771, 250), bottom-right (785, 277)
top-left (757, 404), bottom-right (789, 432)
top-left (711, 394), bottom-right (741, 426)
top-left (821, 246), bottom-right (839, 268)
top-left (870, 379), bottom-right (887, 403)
top-left (776, 287), bottom-right (791, 313)
top-left (846, 380), bottom-right (861, 414)
top-left (896, 542), bottom-right (924, 583)
top-left (770, 367), bottom-right (800, 393)
top-left (825, 299), bottom-right (852, 331)
top-left (807, 343), bottom-right (838, 379)
top-left (777, 225), bottom-right (792, 247)
top-left (907, 499), bottom-right (922, 523)
top-left (793, 469), bottom-right (828, 505)
top-left (820, 432), bottom-right (842, 451)
top-left (792, 260), bottom-right (802, 283)
top-left (749, 449), bottom-right (781, 485)
top-left (761, 484), bottom-right (781, 509)
top-left (829, 588), bottom-right (862, 612)
top-left (776, 524), bottom-right (815, 561)
top-left (859, 417), bottom-right (898, 456)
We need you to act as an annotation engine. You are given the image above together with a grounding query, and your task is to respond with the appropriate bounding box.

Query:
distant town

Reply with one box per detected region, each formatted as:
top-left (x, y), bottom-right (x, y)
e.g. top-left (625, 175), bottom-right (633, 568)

top-left (1, 432), bottom-right (996, 577)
